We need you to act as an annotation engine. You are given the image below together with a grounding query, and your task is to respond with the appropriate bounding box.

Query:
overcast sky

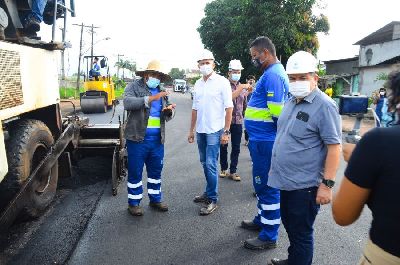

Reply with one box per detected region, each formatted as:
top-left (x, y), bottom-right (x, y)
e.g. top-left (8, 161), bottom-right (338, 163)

top-left (40, 0), bottom-right (400, 76)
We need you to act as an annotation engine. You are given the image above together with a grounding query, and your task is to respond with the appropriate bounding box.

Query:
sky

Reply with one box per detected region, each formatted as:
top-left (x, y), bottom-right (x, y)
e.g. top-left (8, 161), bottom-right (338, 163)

top-left (39, 0), bottom-right (400, 76)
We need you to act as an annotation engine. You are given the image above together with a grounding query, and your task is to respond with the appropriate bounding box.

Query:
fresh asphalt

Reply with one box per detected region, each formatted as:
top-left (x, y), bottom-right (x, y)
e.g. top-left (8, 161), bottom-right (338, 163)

top-left (0, 93), bottom-right (372, 265)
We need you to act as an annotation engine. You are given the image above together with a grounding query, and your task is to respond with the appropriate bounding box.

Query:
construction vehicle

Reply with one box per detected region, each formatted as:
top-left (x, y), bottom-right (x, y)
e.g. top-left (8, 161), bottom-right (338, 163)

top-left (80, 55), bottom-right (117, 113)
top-left (0, 0), bottom-right (126, 231)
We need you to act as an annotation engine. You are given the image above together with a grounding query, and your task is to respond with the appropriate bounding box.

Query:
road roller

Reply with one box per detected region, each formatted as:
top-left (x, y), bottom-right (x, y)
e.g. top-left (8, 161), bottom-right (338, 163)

top-left (80, 55), bottom-right (117, 113)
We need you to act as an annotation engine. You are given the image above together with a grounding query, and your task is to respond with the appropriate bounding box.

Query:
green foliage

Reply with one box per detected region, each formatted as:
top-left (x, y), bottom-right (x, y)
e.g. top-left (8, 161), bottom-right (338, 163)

top-left (198, 0), bottom-right (329, 78)
top-left (59, 87), bottom-right (83, 99)
top-left (187, 76), bottom-right (202, 85)
top-left (375, 72), bottom-right (389, 81)
top-left (169, 68), bottom-right (186, 80)
top-left (112, 75), bottom-right (127, 89)
top-left (115, 59), bottom-right (136, 78)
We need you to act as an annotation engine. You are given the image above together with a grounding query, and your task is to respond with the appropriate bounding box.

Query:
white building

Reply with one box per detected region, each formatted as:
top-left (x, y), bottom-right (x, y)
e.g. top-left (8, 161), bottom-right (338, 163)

top-left (355, 21), bottom-right (400, 95)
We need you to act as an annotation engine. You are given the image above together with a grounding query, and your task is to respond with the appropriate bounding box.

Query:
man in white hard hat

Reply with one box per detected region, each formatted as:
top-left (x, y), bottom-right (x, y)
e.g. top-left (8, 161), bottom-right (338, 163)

top-left (188, 50), bottom-right (234, 215)
top-left (267, 51), bottom-right (341, 265)
top-left (219, 59), bottom-right (252, 182)
top-left (123, 60), bottom-right (176, 217)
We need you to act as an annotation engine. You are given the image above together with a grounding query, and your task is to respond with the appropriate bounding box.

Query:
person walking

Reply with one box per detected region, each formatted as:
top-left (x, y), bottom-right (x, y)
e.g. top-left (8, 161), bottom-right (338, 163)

top-left (333, 70), bottom-right (400, 265)
top-left (241, 36), bottom-right (289, 250)
top-left (219, 59), bottom-right (249, 181)
top-left (123, 60), bottom-right (176, 217)
top-left (188, 50), bottom-right (233, 216)
top-left (267, 51), bottom-right (342, 265)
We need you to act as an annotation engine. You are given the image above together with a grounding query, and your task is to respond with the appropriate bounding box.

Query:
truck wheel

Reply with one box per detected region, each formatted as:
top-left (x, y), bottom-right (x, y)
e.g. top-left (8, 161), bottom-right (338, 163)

top-left (1, 119), bottom-right (58, 218)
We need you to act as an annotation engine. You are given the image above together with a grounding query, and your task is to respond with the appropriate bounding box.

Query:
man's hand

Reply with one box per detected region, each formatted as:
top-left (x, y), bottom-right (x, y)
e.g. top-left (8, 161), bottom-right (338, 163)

top-left (342, 143), bottom-right (356, 162)
top-left (188, 131), bottom-right (195, 143)
top-left (221, 134), bottom-right (230, 145)
top-left (149, 91), bottom-right (169, 103)
top-left (163, 103), bottom-right (177, 111)
top-left (316, 184), bottom-right (332, 205)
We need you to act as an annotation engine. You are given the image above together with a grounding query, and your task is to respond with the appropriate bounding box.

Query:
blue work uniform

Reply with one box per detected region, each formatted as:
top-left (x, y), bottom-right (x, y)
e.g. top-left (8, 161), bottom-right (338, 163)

top-left (244, 62), bottom-right (289, 242)
top-left (127, 88), bottom-right (164, 206)
top-left (89, 63), bottom-right (101, 78)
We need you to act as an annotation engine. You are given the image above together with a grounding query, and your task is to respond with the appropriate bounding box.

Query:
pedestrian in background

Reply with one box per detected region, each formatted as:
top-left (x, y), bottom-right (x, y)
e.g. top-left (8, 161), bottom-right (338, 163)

top-left (333, 70), bottom-right (400, 265)
top-left (268, 51), bottom-right (342, 265)
top-left (219, 59), bottom-right (251, 182)
top-left (244, 75), bottom-right (256, 146)
top-left (188, 50), bottom-right (233, 215)
top-left (123, 60), bottom-right (176, 217)
top-left (241, 36), bottom-right (289, 250)
top-left (374, 87), bottom-right (387, 127)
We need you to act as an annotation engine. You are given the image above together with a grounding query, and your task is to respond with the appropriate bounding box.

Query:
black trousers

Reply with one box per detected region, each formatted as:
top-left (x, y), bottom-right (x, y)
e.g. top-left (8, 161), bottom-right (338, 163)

top-left (220, 124), bottom-right (243, 173)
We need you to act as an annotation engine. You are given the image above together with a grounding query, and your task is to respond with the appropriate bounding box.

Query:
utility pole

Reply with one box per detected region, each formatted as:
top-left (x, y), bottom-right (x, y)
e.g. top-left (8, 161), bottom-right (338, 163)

top-left (117, 54), bottom-right (124, 78)
top-left (72, 23), bottom-right (100, 97)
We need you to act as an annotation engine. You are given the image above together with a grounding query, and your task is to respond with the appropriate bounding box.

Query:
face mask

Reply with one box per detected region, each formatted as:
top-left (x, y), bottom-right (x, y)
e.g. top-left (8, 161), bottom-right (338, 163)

top-left (289, 81), bottom-right (312, 98)
top-left (200, 64), bottom-right (213, 76)
top-left (231, 73), bottom-right (241, 82)
top-left (146, 77), bottom-right (160, 89)
top-left (380, 92), bottom-right (385, 96)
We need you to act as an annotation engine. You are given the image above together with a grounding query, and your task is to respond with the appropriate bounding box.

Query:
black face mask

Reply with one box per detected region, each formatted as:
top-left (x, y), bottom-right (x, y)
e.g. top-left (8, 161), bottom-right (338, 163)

top-left (252, 57), bottom-right (265, 69)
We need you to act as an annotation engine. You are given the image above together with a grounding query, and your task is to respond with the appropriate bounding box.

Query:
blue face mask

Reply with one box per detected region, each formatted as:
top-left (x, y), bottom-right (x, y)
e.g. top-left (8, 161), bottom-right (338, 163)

top-left (231, 73), bottom-right (241, 82)
top-left (146, 77), bottom-right (160, 89)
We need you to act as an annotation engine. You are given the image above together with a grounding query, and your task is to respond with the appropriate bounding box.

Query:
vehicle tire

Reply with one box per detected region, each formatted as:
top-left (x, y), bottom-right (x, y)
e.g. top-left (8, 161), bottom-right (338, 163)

top-left (0, 119), bottom-right (58, 218)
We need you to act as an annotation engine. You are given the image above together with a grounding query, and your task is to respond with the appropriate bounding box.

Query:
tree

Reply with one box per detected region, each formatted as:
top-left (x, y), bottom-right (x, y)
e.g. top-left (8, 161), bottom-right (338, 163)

top-left (115, 59), bottom-right (136, 79)
top-left (197, 0), bottom-right (329, 79)
top-left (168, 68), bottom-right (186, 80)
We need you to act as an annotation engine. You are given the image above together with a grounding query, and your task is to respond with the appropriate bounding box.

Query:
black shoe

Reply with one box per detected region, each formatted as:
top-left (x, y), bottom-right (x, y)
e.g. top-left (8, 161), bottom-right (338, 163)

top-left (193, 194), bottom-right (208, 203)
top-left (241, 220), bottom-right (261, 231)
top-left (244, 237), bottom-right (277, 250)
top-left (23, 16), bottom-right (41, 32)
top-left (269, 258), bottom-right (289, 265)
top-left (128, 205), bottom-right (144, 216)
top-left (149, 202), bottom-right (169, 212)
top-left (199, 201), bottom-right (218, 215)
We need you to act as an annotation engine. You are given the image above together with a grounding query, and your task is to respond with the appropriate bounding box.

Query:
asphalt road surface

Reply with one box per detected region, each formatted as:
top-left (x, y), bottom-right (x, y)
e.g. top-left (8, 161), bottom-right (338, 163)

top-left (0, 93), bottom-right (372, 265)
top-left (69, 93), bottom-right (372, 265)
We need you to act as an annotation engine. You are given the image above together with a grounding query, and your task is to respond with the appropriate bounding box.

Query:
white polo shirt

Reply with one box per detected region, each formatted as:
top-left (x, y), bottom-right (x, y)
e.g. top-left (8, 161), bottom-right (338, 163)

top-left (192, 72), bottom-right (233, 134)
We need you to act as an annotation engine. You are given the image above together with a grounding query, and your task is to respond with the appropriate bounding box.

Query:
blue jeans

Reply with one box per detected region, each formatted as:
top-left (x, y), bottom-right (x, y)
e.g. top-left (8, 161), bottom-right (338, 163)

top-left (281, 187), bottom-right (320, 265)
top-left (196, 130), bottom-right (223, 202)
top-left (220, 124), bottom-right (243, 173)
top-left (248, 140), bottom-right (280, 242)
top-left (30, 0), bottom-right (47, 22)
top-left (126, 139), bottom-right (164, 206)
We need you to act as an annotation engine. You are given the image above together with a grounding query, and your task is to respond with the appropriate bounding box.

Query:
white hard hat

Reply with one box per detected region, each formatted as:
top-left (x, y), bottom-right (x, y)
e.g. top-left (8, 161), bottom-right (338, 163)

top-left (286, 51), bottom-right (318, 74)
top-left (228, 59), bottom-right (243, 70)
top-left (197, 50), bottom-right (215, 62)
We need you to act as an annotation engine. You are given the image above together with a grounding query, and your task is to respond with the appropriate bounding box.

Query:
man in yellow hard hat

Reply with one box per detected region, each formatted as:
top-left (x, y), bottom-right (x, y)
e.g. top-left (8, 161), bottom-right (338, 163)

top-left (123, 60), bottom-right (176, 217)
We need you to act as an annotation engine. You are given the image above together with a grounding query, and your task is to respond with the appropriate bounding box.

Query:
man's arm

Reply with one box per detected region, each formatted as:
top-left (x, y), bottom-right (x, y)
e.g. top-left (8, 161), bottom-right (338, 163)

top-left (188, 109), bottom-right (197, 143)
top-left (316, 144), bottom-right (341, 205)
top-left (224, 107), bottom-right (233, 131)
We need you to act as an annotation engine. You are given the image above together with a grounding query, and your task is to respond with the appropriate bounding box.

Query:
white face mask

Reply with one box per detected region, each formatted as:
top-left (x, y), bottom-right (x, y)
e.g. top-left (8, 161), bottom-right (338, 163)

top-left (289, 81), bottom-right (312, 98)
top-left (200, 64), bottom-right (213, 76)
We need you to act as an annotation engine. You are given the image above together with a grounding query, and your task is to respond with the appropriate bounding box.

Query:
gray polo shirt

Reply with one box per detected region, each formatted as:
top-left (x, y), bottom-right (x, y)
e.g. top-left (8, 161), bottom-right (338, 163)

top-left (268, 88), bottom-right (342, 191)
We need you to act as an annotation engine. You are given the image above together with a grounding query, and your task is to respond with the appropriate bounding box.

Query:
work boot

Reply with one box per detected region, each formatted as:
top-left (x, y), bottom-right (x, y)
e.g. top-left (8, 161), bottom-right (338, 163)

top-left (219, 170), bottom-right (229, 178)
top-left (244, 237), bottom-right (277, 250)
top-left (268, 258), bottom-right (289, 265)
top-left (23, 16), bottom-right (41, 32)
top-left (128, 205), bottom-right (144, 216)
top-left (199, 200), bottom-right (218, 215)
top-left (229, 173), bottom-right (241, 181)
top-left (193, 194), bottom-right (208, 203)
top-left (241, 220), bottom-right (261, 231)
top-left (149, 202), bottom-right (169, 212)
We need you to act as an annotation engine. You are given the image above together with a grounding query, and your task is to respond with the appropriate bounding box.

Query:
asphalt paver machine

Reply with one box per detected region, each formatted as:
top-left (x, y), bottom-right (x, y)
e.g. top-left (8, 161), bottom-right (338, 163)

top-left (0, 0), bottom-right (126, 232)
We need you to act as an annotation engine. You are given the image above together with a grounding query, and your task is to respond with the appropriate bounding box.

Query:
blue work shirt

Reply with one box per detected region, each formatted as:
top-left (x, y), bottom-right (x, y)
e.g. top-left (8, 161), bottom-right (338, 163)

top-left (268, 88), bottom-right (342, 191)
top-left (144, 88), bottom-right (162, 142)
top-left (244, 63), bottom-right (289, 141)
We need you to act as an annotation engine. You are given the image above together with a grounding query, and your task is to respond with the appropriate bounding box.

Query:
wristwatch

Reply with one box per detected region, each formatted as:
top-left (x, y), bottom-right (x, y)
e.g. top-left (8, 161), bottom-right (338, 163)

top-left (223, 130), bottom-right (230, 135)
top-left (322, 179), bottom-right (335, 188)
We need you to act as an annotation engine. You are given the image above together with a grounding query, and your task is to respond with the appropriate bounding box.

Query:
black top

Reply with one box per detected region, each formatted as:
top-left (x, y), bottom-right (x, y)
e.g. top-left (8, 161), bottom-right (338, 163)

top-left (345, 126), bottom-right (400, 257)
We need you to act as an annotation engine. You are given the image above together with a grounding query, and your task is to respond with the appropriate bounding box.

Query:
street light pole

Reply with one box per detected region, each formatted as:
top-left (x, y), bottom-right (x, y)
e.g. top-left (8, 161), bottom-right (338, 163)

top-left (90, 24), bottom-right (94, 66)
top-left (76, 23), bottom-right (83, 98)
